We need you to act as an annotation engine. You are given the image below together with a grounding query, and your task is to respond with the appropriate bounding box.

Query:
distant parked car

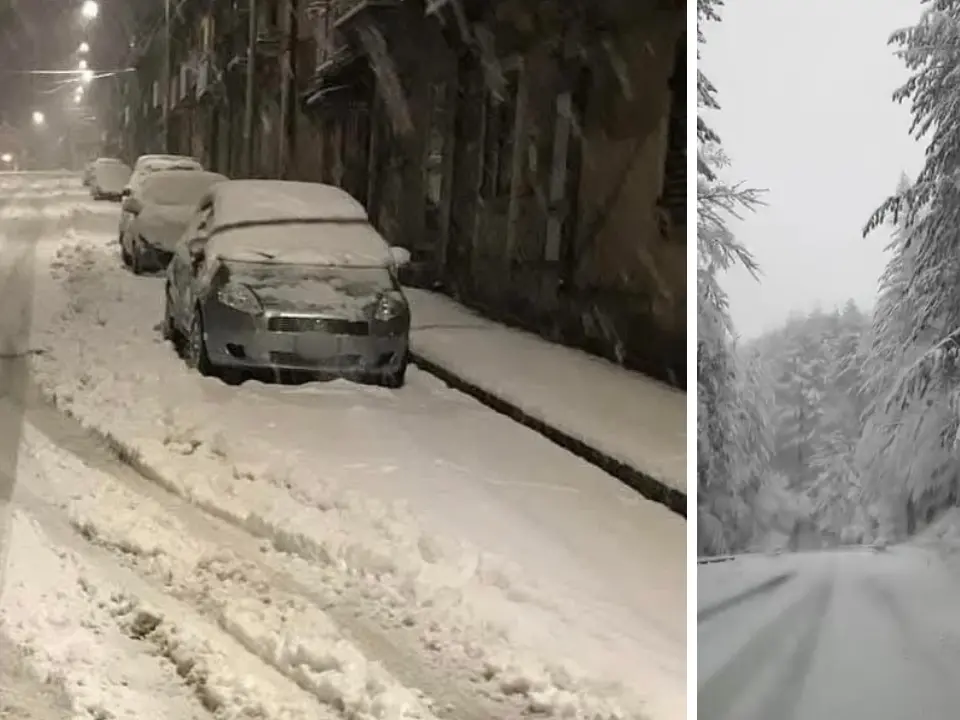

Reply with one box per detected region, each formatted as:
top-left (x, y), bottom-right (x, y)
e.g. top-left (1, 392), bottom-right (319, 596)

top-left (120, 169), bottom-right (227, 273)
top-left (89, 159), bottom-right (131, 201)
top-left (163, 180), bottom-right (412, 387)
top-left (119, 154), bottom-right (203, 243)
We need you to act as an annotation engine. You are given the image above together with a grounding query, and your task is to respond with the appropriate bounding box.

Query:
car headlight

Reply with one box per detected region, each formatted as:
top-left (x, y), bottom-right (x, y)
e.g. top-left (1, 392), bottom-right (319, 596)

top-left (217, 282), bottom-right (262, 315)
top-left (373, 295), bottom-right (405, 322)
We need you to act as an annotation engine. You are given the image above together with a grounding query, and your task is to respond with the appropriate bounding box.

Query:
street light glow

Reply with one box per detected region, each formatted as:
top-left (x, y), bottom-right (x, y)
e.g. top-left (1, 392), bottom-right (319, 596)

top-left (1, 154), bottom-right (12, 164)
top-left (80, 1), bottom-right (99, 20)
top-left (78, 59), bottom-right (88, 70)
top-left (78, 42), bottom-right (90, 54)
top-left (80, 69), bottom-right (94, 84)
top-left (32, 111), bottom-right (45, 126)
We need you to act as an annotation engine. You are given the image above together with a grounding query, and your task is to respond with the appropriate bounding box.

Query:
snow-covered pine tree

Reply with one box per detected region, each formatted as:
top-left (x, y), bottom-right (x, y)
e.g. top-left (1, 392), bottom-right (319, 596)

top-left (697, 1), bottom-right (769, 555)
top-left (860, 166), bottom-right (960, 538)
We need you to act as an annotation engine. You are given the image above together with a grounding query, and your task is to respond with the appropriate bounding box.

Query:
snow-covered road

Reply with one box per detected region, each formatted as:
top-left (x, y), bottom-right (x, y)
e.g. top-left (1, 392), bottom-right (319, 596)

top-left (0, 176), bottom-right (684, 719)
top-left (699, 546), bottom-right (960, 720)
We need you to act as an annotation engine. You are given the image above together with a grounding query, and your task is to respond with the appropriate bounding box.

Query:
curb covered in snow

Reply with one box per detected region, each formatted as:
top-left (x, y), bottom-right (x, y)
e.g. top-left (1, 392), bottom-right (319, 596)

top-left (410, 351), bottom-right (687, 518)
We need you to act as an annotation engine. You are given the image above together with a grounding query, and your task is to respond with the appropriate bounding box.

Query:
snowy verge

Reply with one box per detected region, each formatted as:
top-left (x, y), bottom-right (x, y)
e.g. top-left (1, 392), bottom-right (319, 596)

top-left (406, 287), bottom-right (686, 496)
top-left (30, 230), bottom-right (658, 718)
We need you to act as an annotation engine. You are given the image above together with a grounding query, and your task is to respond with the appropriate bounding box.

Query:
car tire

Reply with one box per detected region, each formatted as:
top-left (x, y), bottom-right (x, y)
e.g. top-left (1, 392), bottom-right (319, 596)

top-left (120, 235), bottom-right (131, 266)
top-left (185, 307), bottom-right (214, 377)
top-left (380, 352), bottom-right (409, 389)
top-left (130, 240), bottom-right (143, 275)
top-left (161, 284), bottom-right (176, 343)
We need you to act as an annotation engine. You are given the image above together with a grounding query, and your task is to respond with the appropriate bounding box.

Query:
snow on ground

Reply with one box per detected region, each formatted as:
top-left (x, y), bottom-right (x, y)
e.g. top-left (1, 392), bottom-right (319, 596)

top-left (24, 205), bottom-right (684, 718)
top-left (406, 288), bottom-right (686, 493)
top-left (7, 423), bottom-right (436, 720)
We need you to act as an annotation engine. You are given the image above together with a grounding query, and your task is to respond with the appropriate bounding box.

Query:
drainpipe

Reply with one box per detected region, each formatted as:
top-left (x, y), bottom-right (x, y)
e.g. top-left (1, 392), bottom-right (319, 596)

top-left (163, 0), bottom-right (171, 153)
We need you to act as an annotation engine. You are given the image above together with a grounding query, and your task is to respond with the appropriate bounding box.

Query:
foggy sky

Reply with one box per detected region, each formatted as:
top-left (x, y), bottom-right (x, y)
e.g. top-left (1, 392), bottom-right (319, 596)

top-left (700, 0), bottom-right (925, 339)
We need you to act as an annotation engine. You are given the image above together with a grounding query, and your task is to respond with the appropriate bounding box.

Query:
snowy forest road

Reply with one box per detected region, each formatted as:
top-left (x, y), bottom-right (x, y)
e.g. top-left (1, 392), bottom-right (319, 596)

top-left (0, 176), bottom-right (684, 719)
top-left (699, 547), bottom-right (960, 720)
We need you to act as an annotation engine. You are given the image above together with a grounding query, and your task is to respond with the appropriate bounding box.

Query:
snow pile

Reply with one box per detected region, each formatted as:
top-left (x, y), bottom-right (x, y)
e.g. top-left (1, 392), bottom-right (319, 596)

top-left (0, 510), bottom-right (209, 719)
top-left (29, 221), bottom-right (670, 718)
top-left (23, 425), bottom-right (437, 720)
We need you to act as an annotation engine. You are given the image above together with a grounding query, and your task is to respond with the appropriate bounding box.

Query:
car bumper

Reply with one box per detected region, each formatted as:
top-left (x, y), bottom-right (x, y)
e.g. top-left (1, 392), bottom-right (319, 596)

top-left (204, 318), bottom-right (408, 376)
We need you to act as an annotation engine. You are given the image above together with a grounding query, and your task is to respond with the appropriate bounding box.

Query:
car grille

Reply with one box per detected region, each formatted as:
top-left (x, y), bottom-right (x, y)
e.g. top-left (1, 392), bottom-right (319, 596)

top-left (267, 315), bottom-right (369, 335)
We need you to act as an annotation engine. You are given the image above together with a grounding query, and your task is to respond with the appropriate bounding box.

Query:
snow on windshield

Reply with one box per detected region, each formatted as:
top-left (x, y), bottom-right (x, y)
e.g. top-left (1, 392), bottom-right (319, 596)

top-left (209, 221), bottom-right (393, 267)
top-left (142, 171), bottom-right (225, 206)
top-left (214, 180), bottom-right (368, 226)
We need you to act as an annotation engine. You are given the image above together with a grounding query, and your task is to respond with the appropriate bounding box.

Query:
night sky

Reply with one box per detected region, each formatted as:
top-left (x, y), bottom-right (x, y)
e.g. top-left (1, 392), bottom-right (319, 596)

top-left (0, 0), bottom-right (135, 129)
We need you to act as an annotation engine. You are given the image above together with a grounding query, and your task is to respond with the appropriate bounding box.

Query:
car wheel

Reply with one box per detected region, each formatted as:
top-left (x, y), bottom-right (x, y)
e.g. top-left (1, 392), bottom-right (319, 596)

top-left (130, 240), bottom-right (143, 275)
top-left (161, 285), bottom-right (176, 343)
top-left (185, 307), bottom-right (214, 376)
top-left (119, 235), bottom-right (131, 266)
top-left (380, 352), bottom-right (409, 389)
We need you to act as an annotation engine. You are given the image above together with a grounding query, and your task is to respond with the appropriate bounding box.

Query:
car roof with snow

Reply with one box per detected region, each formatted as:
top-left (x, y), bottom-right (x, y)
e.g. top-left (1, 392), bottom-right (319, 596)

top-left (203, 181), bottom-right (391, 268)
top-left (209, 180), bottom-right (369, 228)
top-left (135, 154), bottom-right (197, 167)
top-left (141, 169), bottom-right (226, 204)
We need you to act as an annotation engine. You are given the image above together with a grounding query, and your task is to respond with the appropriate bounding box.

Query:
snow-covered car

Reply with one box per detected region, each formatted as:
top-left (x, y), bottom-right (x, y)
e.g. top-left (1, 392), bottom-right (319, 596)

top-left (162, 180), bottom-right (413, 387)
top-left (89, 159), bottom-right (132, 201)
top-left (118, 154), bottom-right (203, 242)
top-left (120, 169), bottom-right (226, 273)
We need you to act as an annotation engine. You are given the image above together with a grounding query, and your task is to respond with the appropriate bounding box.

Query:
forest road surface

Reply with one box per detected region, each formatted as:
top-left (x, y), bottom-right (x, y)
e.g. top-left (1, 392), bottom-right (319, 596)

top-left (699, 546), bottom-right (960, 720)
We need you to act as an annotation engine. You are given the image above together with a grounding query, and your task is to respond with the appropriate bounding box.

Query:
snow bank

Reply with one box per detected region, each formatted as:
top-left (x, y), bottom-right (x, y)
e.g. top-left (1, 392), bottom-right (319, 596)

top-left (22, 424), bottom-right (437, 720)
top-left (29, 221), bottom-right (672, 718)
top-left (0, 510), bottom-right (209, 719)
top-left (406, 287), bottom-right (686, 493)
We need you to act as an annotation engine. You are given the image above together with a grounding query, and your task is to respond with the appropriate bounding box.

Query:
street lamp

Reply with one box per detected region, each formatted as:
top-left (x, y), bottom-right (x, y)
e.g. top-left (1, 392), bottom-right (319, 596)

top-left (78, 42), bottom-right (90, 54)
top-left (1, 154), bottom-right (12, 164)
top-left (80, 1), bottom-right (99, 20)
top-left (78, 59), bottom-right (88, 70)
top-left (32, 111), bottom-right (45, 127)
top-left (80, 69), bottom-right (94, 84)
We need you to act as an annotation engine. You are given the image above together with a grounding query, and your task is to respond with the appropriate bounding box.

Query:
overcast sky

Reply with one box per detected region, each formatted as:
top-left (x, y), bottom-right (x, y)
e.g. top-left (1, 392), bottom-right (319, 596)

top-left (700, 0), bottom-right (926, 338)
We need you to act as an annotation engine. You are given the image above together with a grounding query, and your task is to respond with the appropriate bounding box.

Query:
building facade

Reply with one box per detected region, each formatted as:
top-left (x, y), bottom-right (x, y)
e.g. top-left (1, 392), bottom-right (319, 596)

top-left (114, 0), bottom-right (686, 388)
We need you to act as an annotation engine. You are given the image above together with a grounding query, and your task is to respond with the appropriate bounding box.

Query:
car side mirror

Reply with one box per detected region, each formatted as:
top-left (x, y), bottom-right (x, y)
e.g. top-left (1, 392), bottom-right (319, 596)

top-left (121, 187), bottom-right (131, 197)
top-left (122, 196), bottom-right (143, 215)
top-left (389, 246), bottom-right (411, 268)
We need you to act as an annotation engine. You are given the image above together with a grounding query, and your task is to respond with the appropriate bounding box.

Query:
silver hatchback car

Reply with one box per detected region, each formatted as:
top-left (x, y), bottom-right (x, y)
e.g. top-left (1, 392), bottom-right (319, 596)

top-left (162, 180), bottom-right (412, 387)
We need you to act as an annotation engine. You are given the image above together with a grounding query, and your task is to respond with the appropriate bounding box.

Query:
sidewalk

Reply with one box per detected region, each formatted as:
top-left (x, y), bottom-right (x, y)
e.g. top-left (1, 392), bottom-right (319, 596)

top-left (405, 288), bottom-right (686, 514)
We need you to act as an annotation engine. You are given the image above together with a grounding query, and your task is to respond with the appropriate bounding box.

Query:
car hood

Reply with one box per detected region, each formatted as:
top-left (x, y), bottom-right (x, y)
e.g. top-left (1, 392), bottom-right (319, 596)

top-left (135, 204), bottom-right (195, 252)
top-left (226, 265), bottom-right (404, 319)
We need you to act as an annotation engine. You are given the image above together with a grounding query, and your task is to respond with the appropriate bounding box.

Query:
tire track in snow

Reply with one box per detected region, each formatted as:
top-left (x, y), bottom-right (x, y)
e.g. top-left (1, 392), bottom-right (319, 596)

top-left (7, 394), bottom-right (510, 720)
top-left (0, 209), bottom-right (43, 607)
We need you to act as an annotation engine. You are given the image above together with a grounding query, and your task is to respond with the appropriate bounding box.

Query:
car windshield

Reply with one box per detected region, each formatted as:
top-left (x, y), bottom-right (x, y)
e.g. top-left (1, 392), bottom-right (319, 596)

top-left (141, 173), bottom-right (221, 206)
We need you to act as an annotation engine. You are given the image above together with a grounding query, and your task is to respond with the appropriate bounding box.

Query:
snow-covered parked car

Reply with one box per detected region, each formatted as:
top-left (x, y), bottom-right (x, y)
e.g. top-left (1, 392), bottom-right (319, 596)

top-left (88, 158), bottom-right (132, 201)
top-left (162, 180), bottom-right (413, 387)
top-left (119, 154), bottom-right (203, 244)
top-left (120, 169), bottom-right (227, 273)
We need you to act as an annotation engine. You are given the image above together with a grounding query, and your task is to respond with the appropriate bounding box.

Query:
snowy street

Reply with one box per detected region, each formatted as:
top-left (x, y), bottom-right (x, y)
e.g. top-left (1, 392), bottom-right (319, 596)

top-left (699, 546), bottom-right (960, 720)
top-left (0, 175), bottom-right (684, 719)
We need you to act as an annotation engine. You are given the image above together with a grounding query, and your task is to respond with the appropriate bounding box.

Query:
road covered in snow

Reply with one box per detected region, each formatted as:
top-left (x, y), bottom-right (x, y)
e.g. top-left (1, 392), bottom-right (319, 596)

top-left (698, 545), bottom-right (960, 720)
top-left (0, 174), bottom-right (684, 720)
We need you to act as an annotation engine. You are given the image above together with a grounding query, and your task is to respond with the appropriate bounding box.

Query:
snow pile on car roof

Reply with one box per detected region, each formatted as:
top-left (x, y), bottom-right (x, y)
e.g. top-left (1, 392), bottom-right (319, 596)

top-left (213, 180), bottom-right (368, 227)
